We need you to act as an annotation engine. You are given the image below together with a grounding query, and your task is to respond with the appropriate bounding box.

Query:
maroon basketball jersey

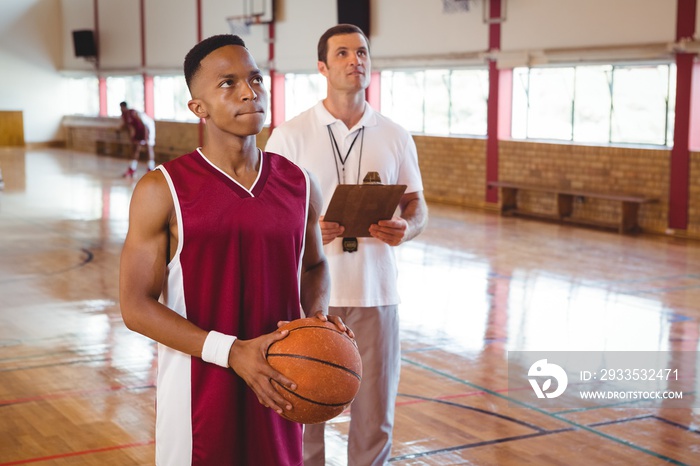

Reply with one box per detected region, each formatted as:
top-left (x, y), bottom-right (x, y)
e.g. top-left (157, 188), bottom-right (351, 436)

top-left (156, 149), bottom-right (307, 465)
top-left (122, 109), bottom-right (147, 141)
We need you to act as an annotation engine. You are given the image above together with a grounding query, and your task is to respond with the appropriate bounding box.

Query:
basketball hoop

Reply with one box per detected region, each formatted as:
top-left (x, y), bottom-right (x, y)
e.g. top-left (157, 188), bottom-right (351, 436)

top-left (226, 15), bottom-right (261, 36)
top-left (225, 0), bottom-right (274, 36)
top-left (442, 0), bottom-right (474, 14)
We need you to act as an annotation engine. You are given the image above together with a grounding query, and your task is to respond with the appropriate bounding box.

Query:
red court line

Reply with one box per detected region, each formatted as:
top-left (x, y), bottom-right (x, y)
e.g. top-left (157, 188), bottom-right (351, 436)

top-left (0, 384), bottom-right (154, 406)
top-left (397, 387), bottom-right (509, 406)
top-left (396, 383), bottom-right (549, 407)
top-left (0, 440), bottom-right (154, 465)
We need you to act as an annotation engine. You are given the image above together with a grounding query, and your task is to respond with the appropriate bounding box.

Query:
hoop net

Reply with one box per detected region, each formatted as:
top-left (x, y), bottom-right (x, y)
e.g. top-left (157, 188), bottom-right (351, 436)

top-left (442, 0), bottom-right (472, 14)
top-left (226, 14), bottom-right (265, 36)
top-left (227, 18), bottom-right (252, 36)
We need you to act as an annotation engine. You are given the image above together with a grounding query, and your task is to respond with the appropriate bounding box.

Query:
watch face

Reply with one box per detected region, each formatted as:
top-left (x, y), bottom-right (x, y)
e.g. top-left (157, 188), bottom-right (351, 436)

top-left (342, 237), bottom-right (358, 253)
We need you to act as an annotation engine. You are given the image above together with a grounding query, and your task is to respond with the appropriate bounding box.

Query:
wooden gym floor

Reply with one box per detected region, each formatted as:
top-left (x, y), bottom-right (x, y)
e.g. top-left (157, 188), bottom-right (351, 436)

top-left (1, 147), bottom-right (699, 465)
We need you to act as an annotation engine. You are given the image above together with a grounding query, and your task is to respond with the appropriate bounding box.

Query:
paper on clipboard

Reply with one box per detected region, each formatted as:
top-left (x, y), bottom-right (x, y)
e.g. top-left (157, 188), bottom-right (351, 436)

top-left (323, 184), bottom-right (407, 237)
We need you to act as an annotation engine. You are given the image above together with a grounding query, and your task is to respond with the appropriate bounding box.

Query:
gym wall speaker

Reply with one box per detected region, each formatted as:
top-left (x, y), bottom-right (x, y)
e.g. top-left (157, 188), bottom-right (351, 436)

top-left (72, 30), bottom-right (97, 58)
top-left (337, 0), bottom-right (370, 37)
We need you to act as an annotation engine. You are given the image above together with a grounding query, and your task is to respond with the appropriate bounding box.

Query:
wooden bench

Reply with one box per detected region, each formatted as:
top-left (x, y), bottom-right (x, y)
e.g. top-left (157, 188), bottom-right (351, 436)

top-left (96, 129), bottom-right (132, 157)
top-left (487, 181), bottom-right (659, 234)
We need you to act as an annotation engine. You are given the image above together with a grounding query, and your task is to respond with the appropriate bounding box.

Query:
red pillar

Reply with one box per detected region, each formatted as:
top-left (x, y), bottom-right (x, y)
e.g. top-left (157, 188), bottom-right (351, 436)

top-left (485, 0), bottom-right (503, 203)
top-left (143, 74), bottom-right (154, 117)
top-left (98, 77), bottom-right (107, 117)
top-left (690, 62), bottom-right (700, 151)
top-left (139, 0), bottom-right (155, 117)
top-left (94, 0), bottom-right (106, 116)
top-left (668, 0), bottom-right (697, 230)
top-left (270, 72), bottom-right (286, 130)
top-left (268, 22), bottom-right (286, 131)
top-left (366, 71), bottom-right (381, 111)
top-left (196, 0), bottom-right (204, 146)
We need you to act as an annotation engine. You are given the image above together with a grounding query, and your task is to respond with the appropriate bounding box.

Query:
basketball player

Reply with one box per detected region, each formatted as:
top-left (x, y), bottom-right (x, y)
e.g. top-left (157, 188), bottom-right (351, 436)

top-left (119, 101), bottom-right (156, 177)
top-left (120, 34), bottom-right (346, 465)
top-left (266, 24), bottom-right (428, 466)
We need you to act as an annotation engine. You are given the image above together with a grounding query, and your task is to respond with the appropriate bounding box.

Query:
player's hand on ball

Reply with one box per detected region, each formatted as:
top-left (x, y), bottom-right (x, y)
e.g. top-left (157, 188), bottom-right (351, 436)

top-left (228, 332), bottom-right (297, 414)
top-left (267, 318), bottom-right (362, 423)
top-left (309, 311), bottom-right (355, 340)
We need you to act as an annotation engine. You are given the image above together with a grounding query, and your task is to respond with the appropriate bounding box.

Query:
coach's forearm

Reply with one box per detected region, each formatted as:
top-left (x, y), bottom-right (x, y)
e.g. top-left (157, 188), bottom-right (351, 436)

top-left (400, 194), bottom-right (429, 243)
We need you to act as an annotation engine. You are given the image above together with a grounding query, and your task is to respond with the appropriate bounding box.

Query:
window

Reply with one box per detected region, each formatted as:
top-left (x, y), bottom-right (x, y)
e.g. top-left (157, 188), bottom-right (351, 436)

top-left (63, 76), bottom-right (99, 116)
top-left (154, 75), bottom-right (198, 122)
top-left (382, 71), bottom-right (425, 133)
top-left (263, 74), bottom-right (271, 126)
top-left (450, 69), bottom-right (489, 136)
top-left (573, 66), bottom-right (612, 143)
top-left (610, 65), bottom-right (673, 146)
top-left (512, 63), bottom-right (676, 146)
top-left (284, 73), bottom-right (326, 120)
top-left (381, 69), bottom-right (488, 136)
top-left (529, 67), bottom-right (575, 141)
top-left (106, 76), bottom-right (144, 116)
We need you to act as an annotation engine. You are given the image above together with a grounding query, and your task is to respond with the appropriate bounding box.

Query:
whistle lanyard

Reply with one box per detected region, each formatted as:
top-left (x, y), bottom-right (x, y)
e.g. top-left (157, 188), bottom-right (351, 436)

top-left (327, 125), bottom-right (365, 185)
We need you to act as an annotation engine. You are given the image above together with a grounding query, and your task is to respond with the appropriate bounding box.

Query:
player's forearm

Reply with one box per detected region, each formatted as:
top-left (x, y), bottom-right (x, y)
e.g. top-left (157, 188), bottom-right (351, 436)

top-left (121, 295), bottom-right (208, 357)
top-left (300, 259), bottom-right (330, 315)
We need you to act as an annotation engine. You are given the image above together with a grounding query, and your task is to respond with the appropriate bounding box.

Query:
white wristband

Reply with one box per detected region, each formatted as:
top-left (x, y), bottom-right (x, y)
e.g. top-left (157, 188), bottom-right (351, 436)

top-left (201, 331), bottom-right (237, 368)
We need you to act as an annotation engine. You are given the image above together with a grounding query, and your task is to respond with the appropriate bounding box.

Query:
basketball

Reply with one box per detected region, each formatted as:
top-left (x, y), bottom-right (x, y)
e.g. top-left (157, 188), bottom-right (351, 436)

top-left (266, 317), bottom-right (363, 424)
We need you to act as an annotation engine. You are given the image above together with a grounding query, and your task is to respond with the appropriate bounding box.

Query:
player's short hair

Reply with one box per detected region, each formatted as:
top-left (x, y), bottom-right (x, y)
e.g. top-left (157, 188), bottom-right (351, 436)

top-left (317, 24), bottom-right (369, 64)
top-left (184, 34), bottom-right (247, 90)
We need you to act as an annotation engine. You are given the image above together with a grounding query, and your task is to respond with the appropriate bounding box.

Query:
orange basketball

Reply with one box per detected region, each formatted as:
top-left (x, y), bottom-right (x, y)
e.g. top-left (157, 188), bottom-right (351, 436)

top-left (266, 317), bottom-right (362, 424)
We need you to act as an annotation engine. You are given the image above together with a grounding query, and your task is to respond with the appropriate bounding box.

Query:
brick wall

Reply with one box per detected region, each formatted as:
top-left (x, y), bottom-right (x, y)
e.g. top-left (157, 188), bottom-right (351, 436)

top-left (415, 137), bottom-right (699, 237)
top-left (498, 140), bottom-right (670, 233)
top-left (414, 135), bottom-right (487, 209)
top-left (689, 151), bottom-right (700, 238)
top-left (62, 117), bottom-right (269, 165)
top-left (63, 117), bottom-right (699, 238)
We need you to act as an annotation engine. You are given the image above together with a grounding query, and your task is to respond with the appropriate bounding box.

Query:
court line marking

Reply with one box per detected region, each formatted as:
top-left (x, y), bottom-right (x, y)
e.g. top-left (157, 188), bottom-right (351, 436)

top-left (0, 247), bottom-right (93, 285)
top-left (0, 384), bottom-right (154, 406)
top-left (0, 440), bottom-right (154, 466)
top-left (398, 393), bottom-right (550, 432)
top-left (650, 416), bottom-right (700, 434)
top-left (390, 428), bottom-right (574, 462)
top-left (400, 357), bottom-right (690, 466)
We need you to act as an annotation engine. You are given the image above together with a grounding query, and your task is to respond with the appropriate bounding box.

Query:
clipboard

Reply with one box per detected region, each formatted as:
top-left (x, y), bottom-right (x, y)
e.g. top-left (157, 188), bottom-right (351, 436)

top-left (324, 183), bottom-right (407, 237)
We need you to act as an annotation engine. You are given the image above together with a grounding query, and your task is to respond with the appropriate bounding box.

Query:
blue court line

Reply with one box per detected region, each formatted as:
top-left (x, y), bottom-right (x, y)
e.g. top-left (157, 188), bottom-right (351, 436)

top-left (397, 393), bottom-right (549, 432)
top-left (632, 285), bottom-right (700, 295)
top-left (586, 413), bottom-right (655, 427)
top-left (555, 389), bottom-right (697, 415)
top-left (0, 247), bottom-right (93, 284)
top-left (581, 273), bottom-right (700, 287)
top-left (401, 356), bottom-right (690, 465)
top-left (651, 416), bottom-right (700, 434)
top-left (586, 413), bottom-right (700, 435)
top-left (390, 428), bottom-right (574, 462)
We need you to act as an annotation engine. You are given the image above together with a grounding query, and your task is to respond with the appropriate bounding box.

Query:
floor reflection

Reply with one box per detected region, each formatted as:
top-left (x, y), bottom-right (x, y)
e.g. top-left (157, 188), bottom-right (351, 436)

top-left (1, 148), bottom-right (699, 465)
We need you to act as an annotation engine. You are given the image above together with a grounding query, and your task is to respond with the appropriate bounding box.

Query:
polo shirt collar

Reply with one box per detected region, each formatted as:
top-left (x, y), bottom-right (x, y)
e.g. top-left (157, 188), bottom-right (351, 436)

top-left (313, 100), bottom-right (377, 131)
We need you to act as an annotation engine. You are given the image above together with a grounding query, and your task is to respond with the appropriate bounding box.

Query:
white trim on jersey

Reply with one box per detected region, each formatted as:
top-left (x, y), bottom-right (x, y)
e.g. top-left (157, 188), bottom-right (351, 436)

top-left (196, 147), bottom-right (263, 197)
top-left (154, 164), bottom-right (194, 465)
top-left (156, 165), bottom-right (185, 265)
top-left (298, 167), bottom-right (311, 316)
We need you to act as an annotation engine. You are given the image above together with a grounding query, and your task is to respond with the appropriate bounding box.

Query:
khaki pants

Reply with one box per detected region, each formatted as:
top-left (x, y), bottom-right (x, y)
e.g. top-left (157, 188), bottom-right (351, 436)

top-left (303, 305), bottom-right (400, 466)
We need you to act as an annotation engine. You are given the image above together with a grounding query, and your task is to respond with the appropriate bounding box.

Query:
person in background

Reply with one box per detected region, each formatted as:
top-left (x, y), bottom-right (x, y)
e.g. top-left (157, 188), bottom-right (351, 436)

top-left (119, 101), bottom-right (156, 177)
top-left (265, 23), bottom-right (428, 466)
